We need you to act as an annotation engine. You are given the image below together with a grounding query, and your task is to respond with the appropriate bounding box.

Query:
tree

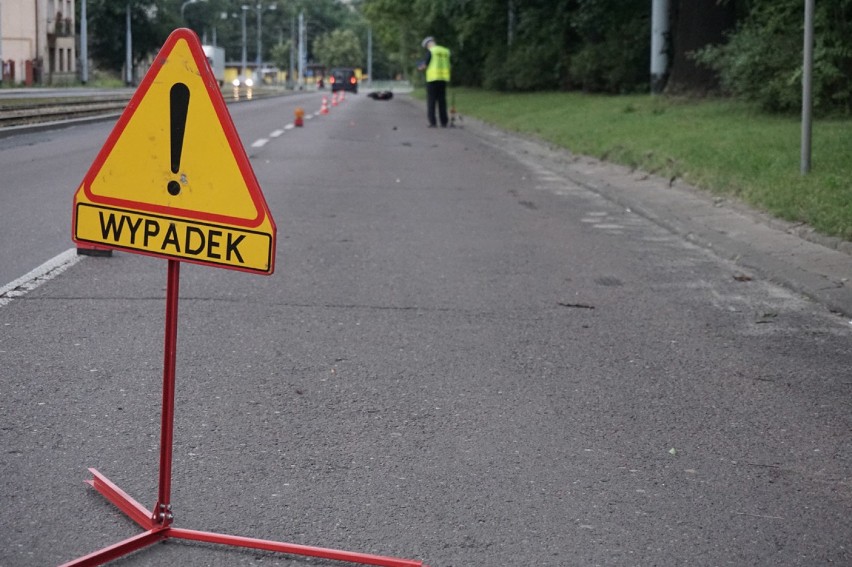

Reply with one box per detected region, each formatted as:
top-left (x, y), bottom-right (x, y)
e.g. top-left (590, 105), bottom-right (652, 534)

top-left (666, 0), bottom-right (739, 93)
top-left (565, 0), bottom-right (649, 93)
top-left (270, 41), bottom-right (292, 72)
top-left (313, 29), bottom-right (364, 68)
top-left (142, 1), bottom-right (364, 73)
top-left (85, 0), bottom-right (178, 75)
top-left (362, 0), bottom-right (422, 80)
top-left (360, 0), bottom-right (852, 108)
top-left (694, 0), bottom-right (852, 114)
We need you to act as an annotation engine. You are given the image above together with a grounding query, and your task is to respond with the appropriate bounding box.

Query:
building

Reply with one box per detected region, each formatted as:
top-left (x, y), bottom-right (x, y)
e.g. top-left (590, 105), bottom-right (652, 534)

top-left (0, 0), bottom-right (77, 85)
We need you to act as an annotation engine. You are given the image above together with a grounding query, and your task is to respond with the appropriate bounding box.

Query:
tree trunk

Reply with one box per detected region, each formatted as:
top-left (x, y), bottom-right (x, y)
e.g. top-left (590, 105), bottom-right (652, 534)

top-left (666, 0), bottom-right (738, 93)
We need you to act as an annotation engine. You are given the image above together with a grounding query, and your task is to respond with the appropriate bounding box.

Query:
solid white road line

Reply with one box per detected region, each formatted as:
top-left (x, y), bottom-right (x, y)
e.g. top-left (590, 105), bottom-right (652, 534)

top-left (0, 248), bottom-right (84, 307)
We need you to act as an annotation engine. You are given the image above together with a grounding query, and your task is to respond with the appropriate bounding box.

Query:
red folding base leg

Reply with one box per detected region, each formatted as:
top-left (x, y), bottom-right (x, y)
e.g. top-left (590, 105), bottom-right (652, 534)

top-left (59, 469), bottom-right (426, 567)
top-left (59, 262), bottom-right (427, 567)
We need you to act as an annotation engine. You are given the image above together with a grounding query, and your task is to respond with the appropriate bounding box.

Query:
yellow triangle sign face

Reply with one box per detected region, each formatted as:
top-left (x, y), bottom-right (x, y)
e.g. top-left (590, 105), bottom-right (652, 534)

top-left (73, 29), bottom-right (276, 275)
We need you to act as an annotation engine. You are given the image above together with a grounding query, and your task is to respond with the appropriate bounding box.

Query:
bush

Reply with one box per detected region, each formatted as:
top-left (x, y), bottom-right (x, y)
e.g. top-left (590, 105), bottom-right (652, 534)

top-left (694, 0), bottom-right (852, 114)
top-left (504, 38), bottom-right (562, 91)
top-left (567, 0), bottom-right (649, 93)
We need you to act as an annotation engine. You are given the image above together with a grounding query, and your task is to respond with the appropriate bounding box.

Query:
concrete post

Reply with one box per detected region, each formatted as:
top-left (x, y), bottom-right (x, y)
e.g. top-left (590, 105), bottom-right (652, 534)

top-left (255, 2), bottom-right (261, 79)
top-left (650, 0), bottom-right (670, 94)
top-left (240, 5), bottom-right (247, 79)
top-left (80, 0), bottom-right (88, 83)
top-left (367, 26), bottom-right (372, 88)
top-left (125, 2), bottom-right (132, 85)
top-left (297, 10), bottom-right (304, 88)
top-left (801, 0), bottom-right (814, 174)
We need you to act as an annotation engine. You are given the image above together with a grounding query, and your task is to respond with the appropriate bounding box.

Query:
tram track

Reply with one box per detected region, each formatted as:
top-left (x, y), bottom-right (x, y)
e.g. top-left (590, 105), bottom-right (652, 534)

top-left (0, 96), bottom-right (132, 128)
top-left (0, 88), bottom-right (290, 130)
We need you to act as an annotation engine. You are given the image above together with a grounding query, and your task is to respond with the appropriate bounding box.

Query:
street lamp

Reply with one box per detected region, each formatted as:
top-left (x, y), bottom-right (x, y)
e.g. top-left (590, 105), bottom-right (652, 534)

top-left (240, 5), bottom-right (249, 80)
top-left (125, 2), bottom-right (132, 85)
top-left (255, 3), bottom-right (277, 82)
top-left (181, 0), bottom-right (206, 20)
top-left (239, 3), bottom-right (276, 84)
top-left (80, 0), bottom-right (88, 83)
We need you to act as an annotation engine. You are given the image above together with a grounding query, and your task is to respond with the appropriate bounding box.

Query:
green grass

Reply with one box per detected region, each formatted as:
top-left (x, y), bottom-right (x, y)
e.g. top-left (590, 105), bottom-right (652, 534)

top-left (442, 89), bottom-right (852, 239)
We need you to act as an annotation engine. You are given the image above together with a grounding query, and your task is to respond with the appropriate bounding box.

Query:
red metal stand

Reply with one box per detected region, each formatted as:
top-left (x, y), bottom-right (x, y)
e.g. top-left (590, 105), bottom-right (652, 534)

top-left (60, 260), bottom-right (426, 567)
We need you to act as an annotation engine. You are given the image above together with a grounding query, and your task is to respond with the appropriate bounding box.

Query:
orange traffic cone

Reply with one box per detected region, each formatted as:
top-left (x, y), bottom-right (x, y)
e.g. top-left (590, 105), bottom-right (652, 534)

top-left (339, 90), bottom-right (345, 102)
top-left (331, 92), bottom-right (339, 106)
top-left (320, 96), bottom-right (329, 115)
top-left (294, 107), bottom-right (305, 127)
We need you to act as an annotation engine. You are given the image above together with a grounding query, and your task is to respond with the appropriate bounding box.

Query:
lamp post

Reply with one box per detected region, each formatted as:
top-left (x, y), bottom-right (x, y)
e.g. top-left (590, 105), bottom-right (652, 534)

top-left (238, 3), bottom-right (276, 83)
top-left (290, 14), bottom-right (296, 89)
top-left (298, 10), bottom-right (304, 88)
top-left (801, 0), bottom-right (814, 174)
top-left (181, 0), bottom-right (206, 20)
top-left (255, 3), bottom-right (276, 82)
top-left (240, 5), bottom-right (249, 80)
top-left (0, 2), bottom-right (3, 83)
top-left (80, 0), bottom-right (88, 83)
top-left (650, 0), bottom-right (670, 94)
top-left (125, 1), bottom-right (132, 85)
top-left (256, 3), bottom-right (262, 73)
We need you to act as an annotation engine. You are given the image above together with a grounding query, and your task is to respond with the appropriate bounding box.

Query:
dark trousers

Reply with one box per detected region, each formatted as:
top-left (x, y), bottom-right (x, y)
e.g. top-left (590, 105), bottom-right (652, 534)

top-left (426, 81), bottom-right (448, 127)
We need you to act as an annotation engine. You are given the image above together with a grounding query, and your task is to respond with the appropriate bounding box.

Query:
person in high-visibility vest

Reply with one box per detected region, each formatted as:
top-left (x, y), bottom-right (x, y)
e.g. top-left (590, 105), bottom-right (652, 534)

top-left (418, 36), bottom-right (451, 128)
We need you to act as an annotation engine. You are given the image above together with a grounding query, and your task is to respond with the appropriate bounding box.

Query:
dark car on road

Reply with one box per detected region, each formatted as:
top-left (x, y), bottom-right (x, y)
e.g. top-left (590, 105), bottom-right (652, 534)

top-left (329, 68), bottom-right (358, 93)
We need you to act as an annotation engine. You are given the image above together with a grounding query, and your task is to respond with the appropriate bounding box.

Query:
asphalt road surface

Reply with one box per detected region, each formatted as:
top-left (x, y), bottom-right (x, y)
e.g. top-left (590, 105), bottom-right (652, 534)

top-left (1, 91), bottom-right (850, 567)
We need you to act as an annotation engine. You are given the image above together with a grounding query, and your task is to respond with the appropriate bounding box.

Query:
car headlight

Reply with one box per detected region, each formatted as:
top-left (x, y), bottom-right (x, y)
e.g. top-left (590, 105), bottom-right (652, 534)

top-left (232, 78), bottom-right (241, 87)
top-left (245, 78), bottom-right (254, 87)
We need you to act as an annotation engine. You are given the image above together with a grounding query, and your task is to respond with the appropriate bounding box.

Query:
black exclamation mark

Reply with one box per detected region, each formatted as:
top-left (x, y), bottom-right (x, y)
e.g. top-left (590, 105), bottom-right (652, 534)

top-left (167, 83), bottom-right (190, 196)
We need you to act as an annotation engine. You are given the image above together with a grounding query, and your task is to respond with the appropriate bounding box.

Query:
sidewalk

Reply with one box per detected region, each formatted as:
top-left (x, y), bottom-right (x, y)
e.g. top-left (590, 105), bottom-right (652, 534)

top-left (466, 117), bottom-right (852, 319)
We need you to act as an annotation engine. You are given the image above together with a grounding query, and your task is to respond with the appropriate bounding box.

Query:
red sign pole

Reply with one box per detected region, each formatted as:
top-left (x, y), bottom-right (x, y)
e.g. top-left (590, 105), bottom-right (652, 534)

top-left (154, 259), bottom-right (180, 527)
top-left (59, 258), bottom-right (427, 567)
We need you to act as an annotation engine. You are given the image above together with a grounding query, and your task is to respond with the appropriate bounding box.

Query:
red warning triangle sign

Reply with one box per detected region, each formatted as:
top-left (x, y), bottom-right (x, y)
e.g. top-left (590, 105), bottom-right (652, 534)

top-left (72, 29), bottom-right (276, 274)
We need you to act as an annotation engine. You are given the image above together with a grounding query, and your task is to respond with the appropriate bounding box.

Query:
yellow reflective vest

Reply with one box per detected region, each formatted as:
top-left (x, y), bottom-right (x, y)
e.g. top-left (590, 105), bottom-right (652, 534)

top-left (426, 45), bottom-right (451, 82)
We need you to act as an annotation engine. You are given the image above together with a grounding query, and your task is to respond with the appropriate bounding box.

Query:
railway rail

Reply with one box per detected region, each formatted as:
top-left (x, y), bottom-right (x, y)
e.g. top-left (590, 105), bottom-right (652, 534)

top-left (0, 87), bottom-right (290, 130)
top-left (0, 96), bottom-right (132, 128)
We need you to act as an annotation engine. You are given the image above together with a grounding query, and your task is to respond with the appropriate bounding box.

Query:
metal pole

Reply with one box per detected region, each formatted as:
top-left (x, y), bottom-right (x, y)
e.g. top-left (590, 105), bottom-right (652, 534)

top-left (801, 0), bottom-right (814, 174)
top-left (289, 14), bottom-right (295, 88)
top-left (80, 0), bottom-right (88, 83)
top-left (125, 2), bottom-right (132, 85)
top-left (241, 6), bottom-right (247, 79)
top-left (256, 2), bottom-right (262, 78)
top-left (297, 10), bottom-right (304, 87)
top-left (507, 0), bottom-right (514, 47)
top-left (367, 26), bottom-right (372, 88)
top-left (0, 0), bottom-right (4, 84)
top-left (650, 0), bottom-right (670, 94)
top-left (154, 259), bottom-right (181, 527)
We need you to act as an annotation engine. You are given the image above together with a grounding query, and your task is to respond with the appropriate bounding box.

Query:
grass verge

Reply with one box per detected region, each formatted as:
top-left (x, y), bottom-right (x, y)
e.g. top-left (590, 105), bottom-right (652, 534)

top-left (440, 88), bottom-right (851, 240)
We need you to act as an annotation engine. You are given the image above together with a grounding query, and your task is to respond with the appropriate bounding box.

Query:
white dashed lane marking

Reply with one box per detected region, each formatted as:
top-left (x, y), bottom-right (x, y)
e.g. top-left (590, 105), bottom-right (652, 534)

top-left (1, 248), bottom-right (83, 307)
top-left (249, 97), bottom-right (334, 149)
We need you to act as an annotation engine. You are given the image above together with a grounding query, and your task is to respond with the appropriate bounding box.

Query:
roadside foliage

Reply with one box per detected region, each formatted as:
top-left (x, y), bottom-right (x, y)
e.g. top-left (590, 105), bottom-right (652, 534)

top-left (362, 0), bottom-right (852, 114)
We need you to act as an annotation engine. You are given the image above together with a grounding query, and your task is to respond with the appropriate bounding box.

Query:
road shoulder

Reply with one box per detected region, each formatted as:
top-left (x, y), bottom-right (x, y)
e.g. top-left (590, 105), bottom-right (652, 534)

top-left (461, 114), bottom-right (852, 318)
